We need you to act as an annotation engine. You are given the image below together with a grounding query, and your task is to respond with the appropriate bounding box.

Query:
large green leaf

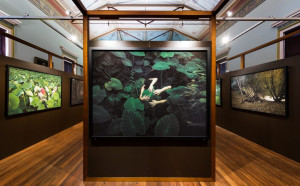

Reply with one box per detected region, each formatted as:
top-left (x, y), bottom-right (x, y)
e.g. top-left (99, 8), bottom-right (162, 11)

top-left (155, 114), bottom-right (179, 136)
top-left (168, 95), bottom-right (186, 105)
top-left (166, 86), bottom-right (186, 96)
top-left (111, 51), bottom-right (126, 58)
top-left (52, 92), bottom-right (60, 101)
top-left (106, 118), bottom-right (122, 136)
top-left (160, 52), bottom-right (175, 58)
top-left (143, 60), bottom-right (150, 66)
top-left (121, 58), bottom-right (132, 67)
top-left (9, 94), bottom-right (20, 111)
top-left (12, 88), bottom-right (24, 97)
top-left (47, 99), bottom-right (55, 108)
top-left (93, 85), bottom-right (107, 104)
top-left (120, 110), bottom-right (145, 136)
top-left (129, 51), bottom-right (145, 56)
top-left (21, 82), bottom-right (32, 90)
top-left (133, 66), bottom-right (143, 73)
top-left (104, 78), bottom-right (123, 91)
top-left (93, 105), bottom-right (111, 124)
top-left (124, 97), bottom-right (144, 111)
top-left (152, 62), bottom-right (170, 71)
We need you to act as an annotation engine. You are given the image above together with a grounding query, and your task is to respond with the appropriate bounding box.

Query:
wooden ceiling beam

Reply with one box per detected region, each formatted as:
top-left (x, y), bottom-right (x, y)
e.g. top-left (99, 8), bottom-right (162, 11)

top-left (72, 0), bottom-right (87, 16)
top-left (87, 10), bottom-right (213, 19)
top-left (213, 0), bottom-right (230, 15)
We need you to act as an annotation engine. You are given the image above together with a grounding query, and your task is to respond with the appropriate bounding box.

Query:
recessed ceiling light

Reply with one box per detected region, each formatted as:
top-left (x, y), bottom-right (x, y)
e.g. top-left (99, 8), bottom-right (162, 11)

top-left (227, 11), bottom-right (233, 17)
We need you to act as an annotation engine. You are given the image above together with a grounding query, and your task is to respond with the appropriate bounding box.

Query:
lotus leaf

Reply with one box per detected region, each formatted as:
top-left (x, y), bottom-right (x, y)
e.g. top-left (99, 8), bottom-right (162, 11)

top-left (199, 98), bottom-right (206, 103)
top-left (124, 85), bottom-right (132, 93)
top-left (143, 60), bottom-right (150, 66)
top-left (120, 110), bottom-right (145, 136)
top-left (111, 51), bottom-right (126, 58)
top-left (129, 51), bottom-right (145, 56)
top-left (168, 95), bottom-right (186, 105)
top-left (152, 62), bottom-right (170, 71)
top-left (155, 114), bottom-right (179, 136)
top-left (105, 78), bottom-right (123, 91)
top-left (160, 52), bottom-right (175, 58)
top-left (93, 85), bottom-right (107, 104)
top-left (106, 118), bottom-right (122, 136)
top-left (9, 94), bottom-right (20, 111)
top-left (135, 60), bottom-right (144, 65)
top-left (166, 86), bottom-right (186, 96)
top-left (121, 58), bottom-right (132, 67)
top-left (124, 97), bottom-right (144, 111)
top-left (93, 105), bottom-right (111, 124)
top-left (133, 66), bottom-right (143, 73)
top-left (185, 62), bottom-right (198, 72)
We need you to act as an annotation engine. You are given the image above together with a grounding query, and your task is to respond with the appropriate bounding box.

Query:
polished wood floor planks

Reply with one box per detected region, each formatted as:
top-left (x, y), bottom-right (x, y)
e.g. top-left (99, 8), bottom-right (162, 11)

top-left (0, 122), bottom-right (299, 185)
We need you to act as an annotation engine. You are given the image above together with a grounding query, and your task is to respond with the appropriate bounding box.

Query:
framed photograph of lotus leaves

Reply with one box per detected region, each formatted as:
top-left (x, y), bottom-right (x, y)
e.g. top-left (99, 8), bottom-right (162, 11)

top-left (90, 50), bottom-right (210, 138)
top-left (6, 66), bottom-right (62, 116)
top-left (216, 79), bottom-right (222, 106)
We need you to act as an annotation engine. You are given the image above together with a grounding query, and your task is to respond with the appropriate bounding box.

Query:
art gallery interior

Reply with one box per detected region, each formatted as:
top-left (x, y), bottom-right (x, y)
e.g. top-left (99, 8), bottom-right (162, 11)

top-left (0, 0), bottom-right (299, 185)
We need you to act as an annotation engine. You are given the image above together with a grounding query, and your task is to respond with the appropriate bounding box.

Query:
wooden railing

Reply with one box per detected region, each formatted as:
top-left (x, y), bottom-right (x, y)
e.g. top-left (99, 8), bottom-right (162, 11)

top-left (0, 30), bottom-right (83, 69)
top-left (217, 28), bottom-right (300, 74)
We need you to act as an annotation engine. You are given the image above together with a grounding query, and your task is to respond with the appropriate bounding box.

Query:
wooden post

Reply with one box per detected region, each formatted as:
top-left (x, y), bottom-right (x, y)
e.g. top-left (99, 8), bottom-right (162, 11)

top-left (48, 54), bottom-right (53, 68)
top-left (241, 54), bottom-right (245, 69)
top-left (209, 15), bottom-right (216, 181)
top-left (83, 15), bottom-right (89, 180)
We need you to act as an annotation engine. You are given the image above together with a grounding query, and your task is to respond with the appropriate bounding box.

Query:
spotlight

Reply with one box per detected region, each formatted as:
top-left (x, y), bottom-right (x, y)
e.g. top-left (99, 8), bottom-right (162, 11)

top-left (66, 10), bottom-right (72, 15)
top-left (227, 11), bottom-right (233, 17)
top-left (222, 36), bottom-right (230, 45)
top-left (71, 35), bottom-right (77, 42)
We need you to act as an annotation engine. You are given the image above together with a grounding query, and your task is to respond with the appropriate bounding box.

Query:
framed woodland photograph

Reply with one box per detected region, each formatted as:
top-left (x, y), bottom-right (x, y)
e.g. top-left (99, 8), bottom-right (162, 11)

top-left (6, 66), bottom-right (62, 116)
top-left (70, 78), bottom-right (83, 106)
top-left (230, 67), bottom-right (288, 116)
top-left (90, 49), bottom-right (210, 138)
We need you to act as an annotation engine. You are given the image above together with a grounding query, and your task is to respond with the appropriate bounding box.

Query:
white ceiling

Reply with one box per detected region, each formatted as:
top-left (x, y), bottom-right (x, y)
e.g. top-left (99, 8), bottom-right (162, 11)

top-left (56, 0), bottom-right (223, 40)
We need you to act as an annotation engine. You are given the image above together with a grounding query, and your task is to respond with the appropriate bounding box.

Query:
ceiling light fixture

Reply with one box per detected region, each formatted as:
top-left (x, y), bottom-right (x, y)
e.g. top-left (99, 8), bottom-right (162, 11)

top-left (71, 35), bottom-right (77, 42)
top-left (66, 10), bottom-right (72, 15)
top-left (227, 11), bottom-right (233, 17)
top-left (222, 36), bottom-right (230, 45)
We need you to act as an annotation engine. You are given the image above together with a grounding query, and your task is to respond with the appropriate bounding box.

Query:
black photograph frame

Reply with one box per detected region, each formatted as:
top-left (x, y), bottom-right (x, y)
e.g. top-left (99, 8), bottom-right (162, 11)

top-left (34, 57), bottom-right (49, 67)
top-left (230, 66), bottom-right (288, 117)
top-left (5, 65), bottom-right (62, 117)
top-left (216, 78), bottom-right (222, 107)
top-left (88, 41), bottom-right (211, 139)
top-left (70, 78), bottom-right (84, 106)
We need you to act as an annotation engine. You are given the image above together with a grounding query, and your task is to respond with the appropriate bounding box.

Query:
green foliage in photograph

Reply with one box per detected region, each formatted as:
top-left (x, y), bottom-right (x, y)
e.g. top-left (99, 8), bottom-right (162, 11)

top-left (8, 67), bottom-right (62, 116)
top-left (92, 51), bottom-right (208, 137)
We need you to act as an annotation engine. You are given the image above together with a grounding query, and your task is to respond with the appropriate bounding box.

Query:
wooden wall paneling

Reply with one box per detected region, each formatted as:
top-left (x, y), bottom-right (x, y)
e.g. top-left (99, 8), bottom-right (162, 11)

top-left (83, 15), bottom-right (89, 181)
top-left (209, 15), bottom-right (217, 181)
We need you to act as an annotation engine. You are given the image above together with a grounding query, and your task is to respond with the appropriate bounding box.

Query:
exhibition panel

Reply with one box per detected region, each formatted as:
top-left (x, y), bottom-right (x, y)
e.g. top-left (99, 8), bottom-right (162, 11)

top-left (70, 78), bottom-right (84, 106)
top-left (86, 41), bottom-right (214, 179)
top-left (0, 55), bottom-right (83, 159)
top-left (216, 55), bottom-right (300, 162)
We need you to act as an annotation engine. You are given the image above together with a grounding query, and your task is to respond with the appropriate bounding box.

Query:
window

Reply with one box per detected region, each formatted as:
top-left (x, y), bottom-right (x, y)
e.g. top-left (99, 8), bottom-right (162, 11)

top-left (284, 25), bottom-right (300, 58)
top-left (0, 23), bottom-right (13, 57)
top-left (64, 57), bottom-right (75, 74)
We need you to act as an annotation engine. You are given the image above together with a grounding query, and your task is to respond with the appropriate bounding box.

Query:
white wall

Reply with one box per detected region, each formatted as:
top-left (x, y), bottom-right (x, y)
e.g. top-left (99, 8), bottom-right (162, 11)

top-left (0, 0), bottom-right (83, 74)
top-left (217, 0), bottom-right (300, 71)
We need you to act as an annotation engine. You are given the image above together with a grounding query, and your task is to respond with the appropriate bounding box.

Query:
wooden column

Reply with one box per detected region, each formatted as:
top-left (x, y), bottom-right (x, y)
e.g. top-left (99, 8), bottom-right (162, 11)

top-left (209, 15), bottom-right (216, 181)
top-left (241, 54), bottom-right (245, 69)
top-left (83, 15), bottom-right (89, 180)
top-left (48, 54), bottom-right (53, 68)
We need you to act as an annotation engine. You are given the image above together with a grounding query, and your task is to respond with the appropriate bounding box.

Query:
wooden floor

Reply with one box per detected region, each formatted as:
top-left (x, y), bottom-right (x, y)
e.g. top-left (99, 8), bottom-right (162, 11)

top-left (0, 122), bottom-right (299, 185)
